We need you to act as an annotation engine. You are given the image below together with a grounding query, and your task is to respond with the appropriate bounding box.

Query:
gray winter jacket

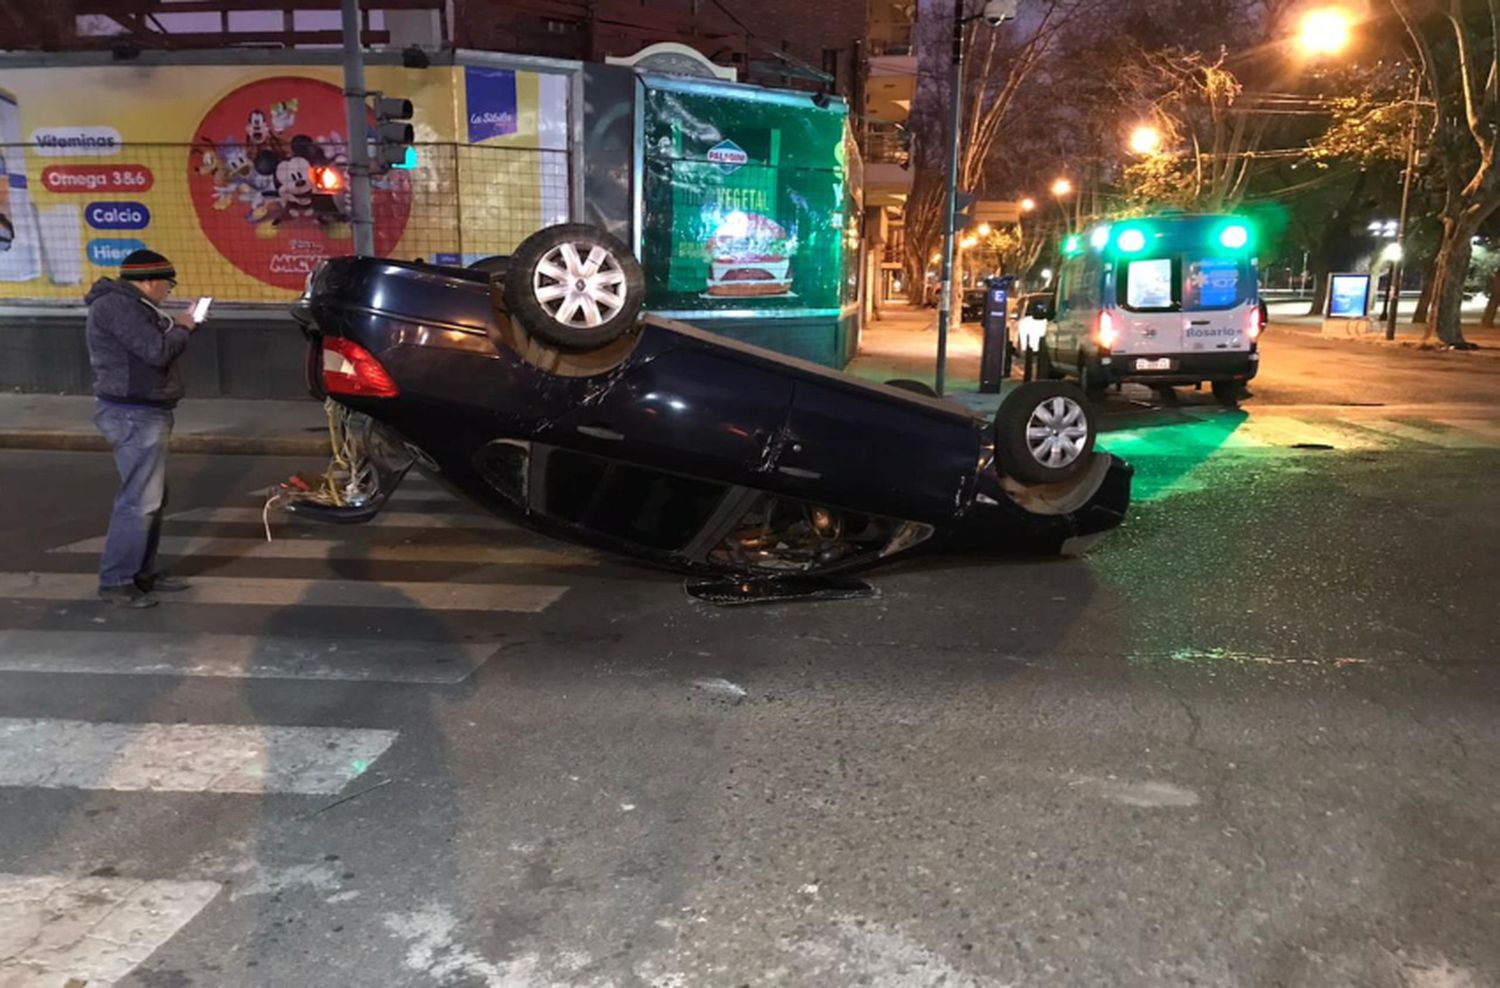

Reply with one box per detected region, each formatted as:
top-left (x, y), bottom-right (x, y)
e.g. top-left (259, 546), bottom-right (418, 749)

top-left (85, 278), bottom-right (191, 407)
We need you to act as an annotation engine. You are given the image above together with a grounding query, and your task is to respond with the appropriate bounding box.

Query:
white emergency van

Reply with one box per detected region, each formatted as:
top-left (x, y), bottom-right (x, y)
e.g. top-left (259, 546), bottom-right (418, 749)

top-left (1041, 213), bottom-right (1263, 406)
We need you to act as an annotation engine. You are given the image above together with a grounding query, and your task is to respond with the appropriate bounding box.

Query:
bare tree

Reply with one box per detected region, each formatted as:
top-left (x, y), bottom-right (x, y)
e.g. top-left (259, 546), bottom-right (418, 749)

top-left (901, 0), bottom-right (1098, 306)
top-left (1389, 0), bottom-right (1499, 347)
top-left (1115, 49), bottom-right (1272, 210)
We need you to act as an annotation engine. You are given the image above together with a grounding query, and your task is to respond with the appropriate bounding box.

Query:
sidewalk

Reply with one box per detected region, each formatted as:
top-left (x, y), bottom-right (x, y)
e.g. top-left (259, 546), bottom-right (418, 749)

top-left (848, 306), bottom-right (1008, 416)
top-left (1266, 301), bottom-right (1500, 352)
top-left (0, 393), bottom-right (330, 456)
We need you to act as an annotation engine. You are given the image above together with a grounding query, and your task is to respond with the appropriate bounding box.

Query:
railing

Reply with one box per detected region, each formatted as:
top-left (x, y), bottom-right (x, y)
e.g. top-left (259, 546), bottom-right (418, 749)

top-left (0, 141), bottom-right (570, 304)
top-left (862, 124), bottom-right (910, 166)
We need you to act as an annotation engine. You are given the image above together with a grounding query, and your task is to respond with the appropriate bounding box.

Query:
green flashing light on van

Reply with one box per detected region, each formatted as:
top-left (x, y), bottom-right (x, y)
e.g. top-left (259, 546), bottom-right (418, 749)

top-left (1116, 228), bottom-right (1147, 253)
top-left (1218, 222), bottom-right (1250, 249)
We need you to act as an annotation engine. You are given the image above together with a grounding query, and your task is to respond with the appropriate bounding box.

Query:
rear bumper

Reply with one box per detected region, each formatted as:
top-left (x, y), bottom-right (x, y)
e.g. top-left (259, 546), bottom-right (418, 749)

top-left (1098, 349), bottom-right (1258, 385)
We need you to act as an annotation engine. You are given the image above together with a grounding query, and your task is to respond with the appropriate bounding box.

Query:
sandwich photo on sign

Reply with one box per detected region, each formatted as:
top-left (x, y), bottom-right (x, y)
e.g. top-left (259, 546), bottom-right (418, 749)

top-left (704, 210), bottom-right (795, 298)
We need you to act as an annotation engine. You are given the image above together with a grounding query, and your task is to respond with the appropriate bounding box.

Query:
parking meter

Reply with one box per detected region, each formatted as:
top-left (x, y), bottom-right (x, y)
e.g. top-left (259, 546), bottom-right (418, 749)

top-left (979, 275), bottom-right (1015, 394)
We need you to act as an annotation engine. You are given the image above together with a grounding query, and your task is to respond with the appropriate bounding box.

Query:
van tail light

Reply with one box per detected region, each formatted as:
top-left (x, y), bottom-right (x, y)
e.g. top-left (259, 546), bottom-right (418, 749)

top-left (1247, 305), bottom-right (1263, 340)
top-left (1096, 310), bottom-right (1118, 349)
top-left (321, 337), bottom-right (399, 397)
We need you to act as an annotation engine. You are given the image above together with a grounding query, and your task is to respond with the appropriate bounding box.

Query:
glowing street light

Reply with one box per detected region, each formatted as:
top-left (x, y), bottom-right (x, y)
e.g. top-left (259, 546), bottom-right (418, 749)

top-left (1050, 177), bottom-right (1073, 198)
top-left (1020, 197), bottom-right (1036, 212)
top-left (1128, 124), bottom-right (1162, 155)
top-left (1298, 7), bottom-right (1352, 56)
top-left (976, 222), bottom-right (992, 237)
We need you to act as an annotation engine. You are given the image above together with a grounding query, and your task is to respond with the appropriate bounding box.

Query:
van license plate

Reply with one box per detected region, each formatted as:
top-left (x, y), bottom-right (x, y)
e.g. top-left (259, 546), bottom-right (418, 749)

top-left (1135, 357), bottom-right (1174, 370)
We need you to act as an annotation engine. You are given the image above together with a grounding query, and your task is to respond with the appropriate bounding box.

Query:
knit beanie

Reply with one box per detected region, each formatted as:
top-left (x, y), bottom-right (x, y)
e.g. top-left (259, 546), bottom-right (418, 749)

top-left (120, 249), bottom-right (176, 282)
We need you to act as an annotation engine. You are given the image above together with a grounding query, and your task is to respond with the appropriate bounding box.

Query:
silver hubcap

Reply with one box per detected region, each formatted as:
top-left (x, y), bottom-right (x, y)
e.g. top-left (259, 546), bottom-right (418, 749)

top-left (1025, 396), bottom-right (1089, 469)
top-left (532, 241), bottom-right (627, 329)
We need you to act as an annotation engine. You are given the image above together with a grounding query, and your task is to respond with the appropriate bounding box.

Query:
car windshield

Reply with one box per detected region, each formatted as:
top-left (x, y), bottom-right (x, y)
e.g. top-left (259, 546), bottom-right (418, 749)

top-left (1119, 256), bottom-right (1249, 313)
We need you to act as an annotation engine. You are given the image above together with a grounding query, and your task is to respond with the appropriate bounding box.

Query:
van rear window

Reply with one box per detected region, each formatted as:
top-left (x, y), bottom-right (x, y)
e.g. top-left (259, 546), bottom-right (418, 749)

top-left (1185, 258), bottom-right (1242, 309)
top-left (1125, 258), bottom-right (1173, 309)
top-left (1120, 255), bottom-right (1249, 312)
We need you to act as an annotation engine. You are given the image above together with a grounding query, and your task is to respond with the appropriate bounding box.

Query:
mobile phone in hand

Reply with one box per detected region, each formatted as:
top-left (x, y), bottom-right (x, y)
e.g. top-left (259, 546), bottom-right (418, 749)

top-left (191, 297), bottom-right (213, 324)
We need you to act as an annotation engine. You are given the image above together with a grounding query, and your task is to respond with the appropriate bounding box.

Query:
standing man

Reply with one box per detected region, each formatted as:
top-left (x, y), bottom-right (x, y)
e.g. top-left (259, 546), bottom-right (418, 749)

top-left (85, 249), bottom-right (197, 608)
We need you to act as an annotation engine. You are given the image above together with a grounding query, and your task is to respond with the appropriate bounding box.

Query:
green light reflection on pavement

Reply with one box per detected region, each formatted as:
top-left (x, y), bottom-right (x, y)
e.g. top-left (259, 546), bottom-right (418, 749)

top-left (1100, 411), bottom-right (1248, 502)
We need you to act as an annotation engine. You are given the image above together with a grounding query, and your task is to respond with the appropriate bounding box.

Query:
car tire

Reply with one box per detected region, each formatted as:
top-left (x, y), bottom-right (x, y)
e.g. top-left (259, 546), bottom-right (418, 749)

top-left (885, 378), bottom-right (939, 397)
top-left (1211, 380), bottom-right (1241, 408)
top-left (995, 381), bottom-right (1098, 485)
top-left (503, 224), bottom-right (645, 351)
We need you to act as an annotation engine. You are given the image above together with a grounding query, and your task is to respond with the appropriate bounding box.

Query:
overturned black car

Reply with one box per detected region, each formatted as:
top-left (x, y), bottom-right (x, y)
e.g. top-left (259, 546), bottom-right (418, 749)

top-left (285, 224), bottom-right (1131, 593)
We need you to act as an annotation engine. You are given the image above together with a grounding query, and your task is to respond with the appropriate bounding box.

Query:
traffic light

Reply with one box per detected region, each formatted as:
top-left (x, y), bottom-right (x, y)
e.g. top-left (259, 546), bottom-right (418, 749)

top-left (370, 95), bottom-right (415, 170)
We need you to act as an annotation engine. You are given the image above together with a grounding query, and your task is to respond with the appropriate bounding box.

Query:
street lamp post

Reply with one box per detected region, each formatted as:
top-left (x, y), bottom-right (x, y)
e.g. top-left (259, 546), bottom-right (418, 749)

top-left (934, 0), bottom-right (1015, 396)
top-left (1385, 73), bottom-right (1421, 340)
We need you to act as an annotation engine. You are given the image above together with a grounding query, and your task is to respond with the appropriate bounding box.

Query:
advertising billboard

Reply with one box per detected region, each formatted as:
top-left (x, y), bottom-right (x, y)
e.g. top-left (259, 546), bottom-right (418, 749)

top-left (1328, 273), bottom-right (1372, 319)
top-left (0, 60), bottom-right (569, 303)
top-left (639, 78), bottom-right (850, 316)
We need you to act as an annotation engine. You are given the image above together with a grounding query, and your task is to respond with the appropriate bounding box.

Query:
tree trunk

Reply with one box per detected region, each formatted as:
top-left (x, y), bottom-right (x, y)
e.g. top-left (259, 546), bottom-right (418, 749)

top-left (1426, 211), bottom-right (1480, 346)
top-left (1482, 269), bottom-right (1500, 328)
top-left (903, 177), bottom-right (943, 309)
top-left (1414, 259), bottom-right (1435, 323)
top-left (1306, 267), bottom-right (1329, 317)
top-left (1428, 227), bottom-right (1476, 347)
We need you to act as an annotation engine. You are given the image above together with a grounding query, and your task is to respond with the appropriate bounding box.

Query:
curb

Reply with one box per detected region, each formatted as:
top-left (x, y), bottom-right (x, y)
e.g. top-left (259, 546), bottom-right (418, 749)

top-left (0, 432), bottom-right (329, 456)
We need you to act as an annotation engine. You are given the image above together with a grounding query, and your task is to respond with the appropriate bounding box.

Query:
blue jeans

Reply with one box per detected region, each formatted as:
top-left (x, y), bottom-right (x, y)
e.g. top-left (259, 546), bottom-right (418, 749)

top-left (94, 401), bottom-right (173, 589)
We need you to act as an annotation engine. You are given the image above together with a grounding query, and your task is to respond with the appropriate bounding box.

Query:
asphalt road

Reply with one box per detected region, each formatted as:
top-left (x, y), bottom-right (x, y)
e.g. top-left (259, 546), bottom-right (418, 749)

top-left (2, 338), bottom-right (1500, 987)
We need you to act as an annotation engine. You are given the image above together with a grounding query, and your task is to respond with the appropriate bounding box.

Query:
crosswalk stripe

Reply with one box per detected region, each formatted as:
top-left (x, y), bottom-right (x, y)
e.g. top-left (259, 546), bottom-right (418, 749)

top-left (168, 506), bottom-right (511, 529)
top-left (1239, 416), bottom-right (1349, 449)
top-left (0, 874), bottom-right (220, 987)
top-left (0, 631), bottom-right (495, 684)
top-left (1431, 418), bottom-right (1500, 443)
top-left (1343, 418), bottom-right (1481, 448)
top-left (0, 718), bottom-right (397, 794)
top-left (48, 534), bottom-right (596, 567)
top-left (0, 573), bottom-right (566, 612)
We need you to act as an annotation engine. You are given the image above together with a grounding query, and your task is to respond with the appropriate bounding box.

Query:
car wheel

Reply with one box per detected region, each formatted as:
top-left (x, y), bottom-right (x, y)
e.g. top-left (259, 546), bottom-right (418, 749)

top-left (1211, 380), bottom-right (1241, 409)
top-left (503, 224), bottom-right (645, 351)
top-left (885, 378), bottom-right (939, 397)
top-left (995, 381), bottom-right (1098, 485)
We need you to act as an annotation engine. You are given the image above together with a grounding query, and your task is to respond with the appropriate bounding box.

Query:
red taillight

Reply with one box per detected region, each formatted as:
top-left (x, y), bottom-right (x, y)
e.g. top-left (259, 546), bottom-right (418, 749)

top-left (321, 338), bottom-right (398, 397)
top-left (1096, 310), bottom-right (1117, 349)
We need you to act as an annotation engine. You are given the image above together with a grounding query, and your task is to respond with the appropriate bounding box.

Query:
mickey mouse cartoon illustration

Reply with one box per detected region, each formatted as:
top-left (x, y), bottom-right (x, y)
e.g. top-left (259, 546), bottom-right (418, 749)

top-left (274, 156), bottom-right (315, 221)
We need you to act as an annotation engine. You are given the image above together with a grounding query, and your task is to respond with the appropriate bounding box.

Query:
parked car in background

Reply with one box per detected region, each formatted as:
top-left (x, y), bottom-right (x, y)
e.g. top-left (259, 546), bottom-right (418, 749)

top-left (284, 224), bottom-right (1132, 595)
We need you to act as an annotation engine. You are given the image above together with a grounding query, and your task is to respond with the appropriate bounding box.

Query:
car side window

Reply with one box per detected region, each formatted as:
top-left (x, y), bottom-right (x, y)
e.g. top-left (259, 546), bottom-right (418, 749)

top-left (537, 448), bottom-right (727, 552)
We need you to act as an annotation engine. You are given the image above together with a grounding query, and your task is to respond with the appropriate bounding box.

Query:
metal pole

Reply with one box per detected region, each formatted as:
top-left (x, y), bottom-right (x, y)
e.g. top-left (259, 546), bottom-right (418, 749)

top-left (341, 0), bottom-right (375, 256)
top-left (1384, 74), bottom-right (1420, 341)
top-left (934, 0), bottom-right (965, 397)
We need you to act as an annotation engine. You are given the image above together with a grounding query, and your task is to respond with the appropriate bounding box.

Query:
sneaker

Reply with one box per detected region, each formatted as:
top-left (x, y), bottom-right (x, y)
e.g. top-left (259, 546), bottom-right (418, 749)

top-left (137, 573), bottom-right (190, 593)
top-left (99, 584), bottom-right (159, 609)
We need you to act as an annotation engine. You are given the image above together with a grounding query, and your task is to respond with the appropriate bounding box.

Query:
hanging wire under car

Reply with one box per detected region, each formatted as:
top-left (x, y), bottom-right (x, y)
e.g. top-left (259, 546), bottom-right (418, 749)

top-left (260, 399), bottom-right (386, 541)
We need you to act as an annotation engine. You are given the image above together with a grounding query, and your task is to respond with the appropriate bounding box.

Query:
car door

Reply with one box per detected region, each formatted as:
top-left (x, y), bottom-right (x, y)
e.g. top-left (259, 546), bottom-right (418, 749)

top-left (550, 344), bottom-right (795, 489)
top-left (774, 378), bottom-right (982, 523)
